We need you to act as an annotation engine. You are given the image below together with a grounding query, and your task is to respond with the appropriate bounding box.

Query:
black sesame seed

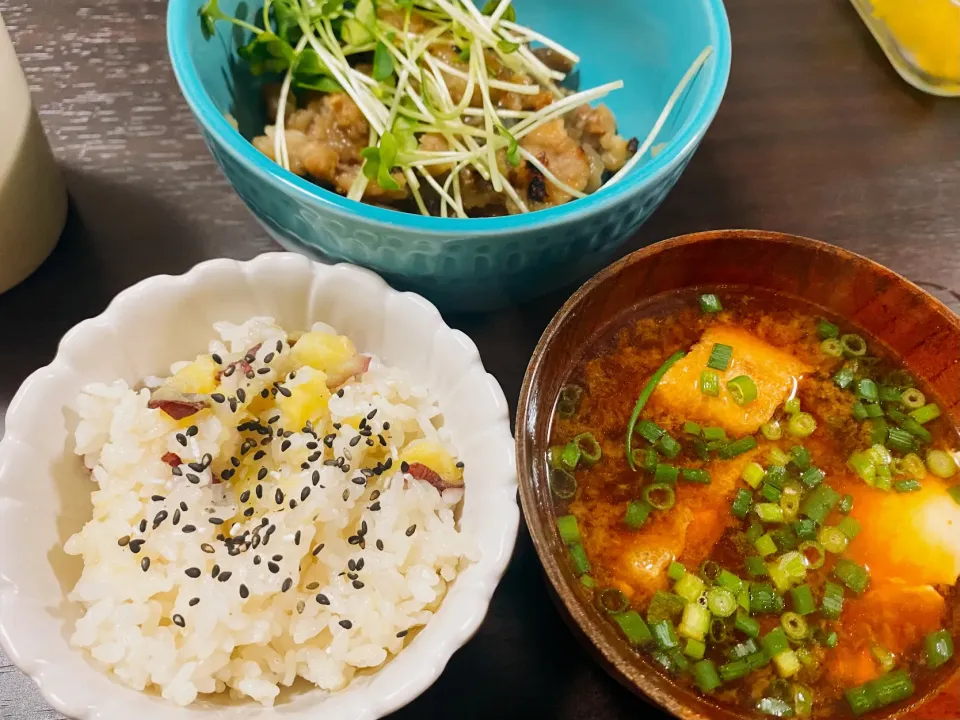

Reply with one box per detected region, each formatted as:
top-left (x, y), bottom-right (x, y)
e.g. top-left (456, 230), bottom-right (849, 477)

top-left (348, 559), bottom-right (356, 571)
top-left (342, 464), bottom-right (351, 473)
top-left (455, 461), bottom-right (465, 469)
top-left (152, 511), bottom-right (168, 529)
top-left (139, 519), bottom-right (148, 533)
top-left (231, 456), bottom-right (241, 468)
top-left (188, 461), bottom-right (205, 472)
top-left (316, 593), bottom-right (330, 605)
top-left (378, 435), bottom-right (386, 446)
top-left (212, 353), bottom-right (223, 364)
top-left (312, 543), bottom-right (325, 556)
top-left (278, 386), bottom-right (292, 398)
top-left (186, 473), bottom-right (200, 484)
top-left (211, 393), bottom-right (226, 403)
top-left (229, 398), bottom-right (238, 413)
top-left (405, 525), bottom-right (416, 536)
top-left (352, 580), bottom-right (364, 589)
top-left (189, 597), bottom-right (200, 607)
top-left (356, 558), bottom-right (364, 570)
top-left (360, 520), bottom-right (368, 536)
top-left (275, 489), bottom-right (284, 504)
top-left (376, 539), bottom-right (384, 551)
top-left (348, 535), bottom-right (360, 545)
top-left (151, 494), bottom-right (165, 502)
top-left (172, 466), bottom-right (183, 477)
top-left (212, 564), bottom-right (220, 578)
top-left (261, 436), bottom-right (272, 446)
top-left (343, 489), bottom-right (351, 502)
top-left (339, 620), bottom-right (352, 629)
top-left (221, 469), bottom-right (235, 481)
top-left (256, 484), bottom-right (264, 499)
top-left (383, 422), bottom-right (390, 430)
top-left (400, 461), bottom-right (410, 473)
top-left (209, 517), bottom-right (224, 525)
top-left (239, 584), bottom-right (249, 599)
top-left (295, 530), bottom-right (302, 545)
top-left (141, 557), bottom-right (151, 572)
top-left (253, 555), bottom-right (262, 565)
top-left (173, 614), bottom-right (186, 628)
top-left (276, 427), bottom-right (284, 438)
top-left (244, 507), bottom-right (255, 517)
top-left (186, 425), bottom-right (199, 437)
top-left (370, 490), bottom-right (381, 501)
top-left (218, 571), bottom-right (232, 582)
top-left (256, 367), bottom-right (270, 375)
top-left (129, 539), bottom-right (144, 553)
top-left (118, 535), bottom-right (130, 547)
top-left (254, 450), bottom-right (266, 461)
top-left (258, 467), bottom-right (268, 482)
top-left (306, 582), bottom-right (320, 591)
top-left (359, 418), bottom-right (367, 429)
top-left (268, 561), bottom-right (280, 574)
top-left (383, 458), bottom-right (393, 470)
top-left (289, 499), bottom-right (298, 509)
top-left (201, 543), bottom-right (215, 554)
top-left (300, 462), bottom-right (310, 470)
top-left (185, 567), bottom-right (201, 578)
top-left (370, 502), bottom-right (381, 512)
top-left (281, 578), bottom-right (293, 592)
top-left (272, 554), bottom-right (283, 561)
top-left (281, 440), bottom-right (292, 452)
top-left (176, 433), bottom-right (187, 446)
top-left (396, 629), bottom-right (408, 638)
top-left (276, 340), bottom-right (283, 353)
top-left (261, 389), bottom-right (270, 398)
top-left (312, 470), bottom-right (321, 486)
top-left (324, 459), bottom-right (337, 467)
top-left (223, 365), bottom-right (236, 378)
top-left (172, 509), bottom-right (181, 526)
top-left (349, 436), bottom-right (361, 447)
top-left (236, 388), bottom-right (246, 403)
top-left (182, 524), bottom-right (196, 533)
top-left (300, 487), bottom-right (310, 502)
top-left (239, 490), bottom-right (251, 503)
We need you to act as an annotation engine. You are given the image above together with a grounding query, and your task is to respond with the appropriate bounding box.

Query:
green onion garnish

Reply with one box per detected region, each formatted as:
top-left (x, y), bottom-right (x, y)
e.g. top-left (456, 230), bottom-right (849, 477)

top-left (784, 397), bottom-right (801, 415)
top-left (910, 402), bottom-right (941, 425)
top-left (635, 419), bottom-right (664, 444)
top-left (833, 366), bottom-right (856, 389)
top-left (683, 421), bottom-right (701, 436)
top-left (699, 294), bottom-right (723, 313)
top-left (833, 558), bottom-right (870, 594)
top-left (817, 319), bottom-right (839, 339)
top-left (800, 484), bottom-right (840, 523)
top-left (692, 659), bottom-right (721, 692)
top-left (871, 643), bottom-right (896, 673)
top-left (789, 446), bottom-right (811, 470)
top-left (856, 378), bottom-right (879, 403)
top-left (658, 433), bottom-right (682, 459)
top-left (794, 518), bottom-right (817, 541)
top-left (679, 602), bottom-right (711, 642)
top-left (845, 670), bottom-right (914, 716)
top-left (572, 432), bottom-right (602, 466)
top-left (798, 540), bottom-right (825, 569)
top-left (549, 467), bottom-right (577, 499)
top-left (682, 468), bottom-right (711, 484)
top-left (893, 479), bottom-right (922, 493)
top-left (760, 481), bottom-right (783, 502)
top-left (613, 610), bottom-right (653, 646)
top-left (644, 483), bottom-right (676, 510)
top-left (852, 401), bottom-right (869, 421)
top-left (900, 387), bottom-right (926, 410)
top-left (924, 629), bottom-right (955, 669)
top-left (624, 500), bottom-right (652, 529)
top-left (654, 463), bottom-right (679, 485)
top-left (684, 638), bottom-right (706, 660)
top-left (597, 587), bottom-right (629, 614)
top-left (745, 555), bottom-right (768, 578)
top-left (754, 533), bottom-right (778, 557)
top-left (559, 442), bottom-right (581, 471)
top-left (837, 516), bottom-right (861, 539)
top-left (781, 611), bottom-right (809, 641)
top-left (569, 543), bottom-right (591, 575)
top-left (701, 427), bottom-right (725, 443)
top-left (799, 467), bottom-right (825, 489)
top-left (869, 417), bottom-right (888, 446)
top-left (719, 657), bottom-right (750, 682)
top-left (556, 514), bottom-right (580, 545)
top-left (707, 343), bottom-right (733, 371)
top-left (625, 351), bottom-right (685, 471)
top-left (901, 417), bottom-right (932, 443)
top-left (878, 385), bottom-right (902, 403)
top-left (581, 574), bottom-right (596, 588)
top-left (821, 581), bottom-right (845, 619)
top-left (667, 561), bottom-right (687, 581)
top-left (821, 338), bottom-right (843, 357)
top-left (718, 436), bottom-right (758, 459)
top-left (864, 403), bottom-right (883, 418)
top-left (647, 591), bottom-right (686, 624)
top-left (818, 526), bottom-right (848, 554)
top-left (651, 619), bottom-right (680, 650)
top-left (706, 587), bottom-right (737, 617)
top-left (741, 462), bottom-right (765, 489)
top-left (886, 427), bottom-right (916, 453)
top-left (731, 488), bottom-right (753, 519)
top-left (699, 370), bottom-right (720, 397)
top-left (761, 627), bottom-right (790, 657)
top-left (727, 375), bottom-right (758, 406)
top-left (789, 584), bottom-right (815, 616)
top-left (926, 449), bottom-right (957, 478)
top-left (637, 448), bottom-right (658, 473)
top-left (735, 612), bottom-right (761, 638)
top-left (838, 493), bottom-right (854, 514)
top-left (760, 420), bottom-right (782, 440)
top-left (840, 333), bottom-right (867, 357)
top-left (787, 412), bottom-right (817, 438)
top-left (556, 384), bottom-right (583, 418)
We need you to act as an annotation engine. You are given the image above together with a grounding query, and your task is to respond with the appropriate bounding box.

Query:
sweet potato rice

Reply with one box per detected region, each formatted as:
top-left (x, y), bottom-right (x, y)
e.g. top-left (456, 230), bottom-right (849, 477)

top-left (201, 0), bottom-right (711, 217)
top-left (65, 318), bottom-right (477, 705)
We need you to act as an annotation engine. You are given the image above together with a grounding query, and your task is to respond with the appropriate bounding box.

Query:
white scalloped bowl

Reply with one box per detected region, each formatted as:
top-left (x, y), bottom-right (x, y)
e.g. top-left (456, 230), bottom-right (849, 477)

top-left (0, 253), bottom-right (518, 720)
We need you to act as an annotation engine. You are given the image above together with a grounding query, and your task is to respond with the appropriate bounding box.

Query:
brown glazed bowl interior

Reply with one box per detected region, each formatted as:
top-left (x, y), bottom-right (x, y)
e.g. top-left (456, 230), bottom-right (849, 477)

top-left (516, 230), bottom-right (960, 720)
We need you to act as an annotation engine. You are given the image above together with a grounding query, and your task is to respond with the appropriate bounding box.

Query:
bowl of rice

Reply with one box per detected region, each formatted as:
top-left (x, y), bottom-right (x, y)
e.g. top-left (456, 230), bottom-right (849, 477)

top-left (0, 253), bottom-right (517, 719)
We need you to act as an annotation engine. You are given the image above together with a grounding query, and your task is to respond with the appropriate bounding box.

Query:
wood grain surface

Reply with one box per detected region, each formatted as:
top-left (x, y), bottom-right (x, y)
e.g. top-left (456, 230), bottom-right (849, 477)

top-left (0, 0), bottom-right (957, 718)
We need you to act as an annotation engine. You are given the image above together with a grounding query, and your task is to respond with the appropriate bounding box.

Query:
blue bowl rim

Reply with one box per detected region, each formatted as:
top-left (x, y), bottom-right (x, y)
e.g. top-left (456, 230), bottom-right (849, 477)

top-left (167, 0), bottom-right (731, 237)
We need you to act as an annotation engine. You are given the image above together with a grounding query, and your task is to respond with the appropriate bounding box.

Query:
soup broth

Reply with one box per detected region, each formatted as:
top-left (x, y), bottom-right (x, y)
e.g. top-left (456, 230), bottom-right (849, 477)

top-left (548, 289), bottom-right (959, 718)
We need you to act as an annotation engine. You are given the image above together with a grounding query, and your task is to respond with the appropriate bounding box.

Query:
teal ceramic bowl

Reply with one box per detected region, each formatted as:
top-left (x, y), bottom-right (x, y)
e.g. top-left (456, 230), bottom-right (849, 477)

top-left (167, 0), bottom-right (731, 311)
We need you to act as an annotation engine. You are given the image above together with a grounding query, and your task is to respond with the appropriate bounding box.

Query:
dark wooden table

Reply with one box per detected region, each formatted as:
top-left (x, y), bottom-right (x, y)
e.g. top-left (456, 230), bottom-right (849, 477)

top-left (0, 0), bottom-right (958, 718)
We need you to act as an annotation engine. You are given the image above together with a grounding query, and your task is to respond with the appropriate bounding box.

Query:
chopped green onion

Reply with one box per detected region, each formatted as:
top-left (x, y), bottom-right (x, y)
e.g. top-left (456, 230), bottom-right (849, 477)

top-left (683, 421), bottom-right (701, 436)
top-left (762, 627), bottom-right (790, 657)
top-left (581, 574), bottom-right (596, 588)
top-left (817, 319), bottom-right (839, 339)
top-left (847, 450), bottom-right (876, 485)
top-left (682, 467), bottom-right (711, 484)
top-left (837, 516), bottom-right (861, 539)
top-left (764, 465), bottom-right (787, 489)
top-left (794, 519), bottom-right (817, 542)
top-left (719, 657), bottom-right (750, 682)
top-left (742, 462), bottom-right (766, 489)
top-left (700, 370), bottom-right (720, 397)
top-left (799, 467), bottom-right (825, 489)
top-left (886, 427), bottom-right (916, 453)
top-left (674, 572), bottom-right (706, 603)
top-left (790, 446), bottom-right (812, 470)
top-left (821, 338), bottom-right (843, 357)
top-left (755, 502), bottom-right (785, 524)
top-left (760, 420), bottom-right (783, 440)
top-left (719, 436), bottom-right (758, 459)
top-left (800, 484), bottom-right (840, 523)
top-left (651, 619), bottom-right (680, 650)
top-left (735, 612), bottom-right (761, 638)
top-left (667, 561), bottom-right (687, 581)
top-left (624, 500), bottom-right (652, 529)
top-left (760, 483), bottom-right (783, 503)
top-left (635, 419), bottom-right (664, 444)
top-left (900, 387), bottom-right (926, 410)
top-left (833, 558), bottom-right (870, 594)
top-left (685, 638), bottom-right (707, 660)
top-left (746, 555), bottom-right (769, 578)
top-left (692, 659), bottom-right (722, 692)
top-left (716, 569), bottom-right (744, 594)
top-left (878, 385), bottom-right (902, 403)
top-left (875, 466), bottom-right (892, 491)
top-left (569, 543), bottom-right (591, 575)
top-left (707, 343), bottom-right (733, 371)
top-left (728, 375), bottom-right (758, 405)
top-left (838, 494), bottom-right (854, 514)
top-left (927, 449), bottom-right (957, 478)
top-left (758, 696), bottom-right (794, 716)
top-left (559, 442), bottom-right (581, 471)
top-left (658, 433), bottom-right (682, 459)
top-left (852, 401), bottom-right (869, 421)
top-left (647, 591), bottom-right (686, 624)
top-left (625, 352), bottom-right (685, 470)
top-left (846, 669), bottom-right (915, 715)
top-left (822, 630), bottom-right (839, 648)
top-left (746, 523), bottom-right (764, 543)
top-left (773, 527), bottom-right (801, 553)
top-left (784, 397), bottom-right (801, 416)
top-left (556, 515), bottom-right (580, 545)
top-left (833, 366), bottom-right (856, 389)
top-left (644, 483), bottom-right (676, 510)
top-left (871, 643), bottom-right (897, 673)
top-left (654, 463), bottom-right (679, 485)
top-left (773, 649), bottom-right (801, 679)
top-left (901, 418), bottom-right (932, 443)
top-left (924, 629), bottom-right (954, 669)
top-left (818, 526), bottom-right (849, 554)
top-left (869, 417), bottom-right (888, 446)
top-left (729, 639), bottom-right (760, 660)
top-left (732, 488), bottom-right (754, 518)
top-left (549, 467), bottom-right (577, 499)
top-left (556, 384), bottom-right (583, 418)
top-left (750, 583), bottom-right (781, 614)
top-left (787, 412), bottom-right (817, 438)
top-left (707, 587), bottom-right (738, 617)
top-left (703, 426), bottom-right (727, 442)
top-left (910, 403), bottom-right (941, 425)
top-left (572, 433), bottom-right (602, 466)
top-left (793, 684), bottom-right (815, 717)
top-left (790, 584), bottom-right (816, 616)
top-left (598, 587), bottom-right (629, 614)
top-left (798, 540), bottom-right (825, 570)
top-left (856, 378), bottom-right (879, 403)
top-left (699, 294), bottom-right (723, 313)
top-left (893, 479), bottom-right (922, 493)
top-left (613, 610), bottom-right (653, 646)
top-left (840, 334), bottom-right (867, 357)
top-left (755, 533), bottom-right (778, 557)
top-left (679, 601), bottom-right (712, 641)
top-left (768, 447), bottom-right (792, 466)
top-left (638, 448), bottom-right (659, 473)
top-left (844, 685), bottom-right (876, 716)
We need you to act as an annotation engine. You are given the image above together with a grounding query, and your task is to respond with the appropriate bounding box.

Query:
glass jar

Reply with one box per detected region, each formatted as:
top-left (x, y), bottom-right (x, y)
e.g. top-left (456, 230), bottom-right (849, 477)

top-left (849, 0), bottom-right (960, 96)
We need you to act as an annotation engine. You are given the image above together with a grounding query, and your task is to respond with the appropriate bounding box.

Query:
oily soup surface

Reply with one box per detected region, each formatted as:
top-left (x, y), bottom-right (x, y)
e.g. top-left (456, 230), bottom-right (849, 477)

top-left (549, 290), bottom-right (959, 718)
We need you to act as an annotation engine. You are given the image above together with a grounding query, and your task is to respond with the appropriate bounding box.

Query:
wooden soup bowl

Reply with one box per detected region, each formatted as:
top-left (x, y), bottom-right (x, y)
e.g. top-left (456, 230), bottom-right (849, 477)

top-left (516, 230), bottom-right (960, 719)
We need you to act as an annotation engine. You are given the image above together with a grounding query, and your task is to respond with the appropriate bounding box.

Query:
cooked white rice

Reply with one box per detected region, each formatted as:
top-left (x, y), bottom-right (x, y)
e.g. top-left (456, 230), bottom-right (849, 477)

top-left (64, 318), bottom-right (477, 706)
